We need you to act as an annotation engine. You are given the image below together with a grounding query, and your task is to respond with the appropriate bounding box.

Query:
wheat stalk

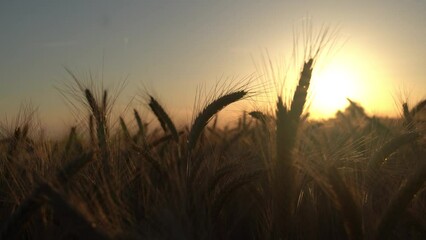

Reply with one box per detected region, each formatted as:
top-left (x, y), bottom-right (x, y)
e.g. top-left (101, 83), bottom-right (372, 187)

top-left (327, 166), bottom-right (363, 240)
top-left (273, 58), bottom-right (314, 237)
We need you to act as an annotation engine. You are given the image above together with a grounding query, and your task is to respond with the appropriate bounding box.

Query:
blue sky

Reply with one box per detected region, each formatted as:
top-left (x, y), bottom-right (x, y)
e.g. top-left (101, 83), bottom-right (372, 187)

top-left (1, 0), bottom-right (425, 133)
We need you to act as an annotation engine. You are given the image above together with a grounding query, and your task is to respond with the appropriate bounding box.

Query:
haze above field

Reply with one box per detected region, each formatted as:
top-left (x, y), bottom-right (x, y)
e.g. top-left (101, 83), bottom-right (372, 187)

top-left (1, 0), bottom-right (425, 134)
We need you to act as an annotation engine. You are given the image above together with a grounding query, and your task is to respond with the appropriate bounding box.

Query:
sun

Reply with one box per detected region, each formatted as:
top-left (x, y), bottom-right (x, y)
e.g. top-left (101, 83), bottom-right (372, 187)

top-left (309, 61), bottom-right (361, 118)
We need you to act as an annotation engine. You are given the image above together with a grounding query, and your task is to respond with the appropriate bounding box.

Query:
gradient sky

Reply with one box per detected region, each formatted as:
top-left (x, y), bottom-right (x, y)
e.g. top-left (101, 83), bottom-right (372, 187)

top-left (1, 0), bottom-right (425, 134)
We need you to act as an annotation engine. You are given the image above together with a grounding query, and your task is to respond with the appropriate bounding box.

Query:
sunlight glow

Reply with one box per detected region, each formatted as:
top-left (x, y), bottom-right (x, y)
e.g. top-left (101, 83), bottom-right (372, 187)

top-left (310, 60), bottom-right (361, 118)
top-left (307, 45), bottom-right (397, 119)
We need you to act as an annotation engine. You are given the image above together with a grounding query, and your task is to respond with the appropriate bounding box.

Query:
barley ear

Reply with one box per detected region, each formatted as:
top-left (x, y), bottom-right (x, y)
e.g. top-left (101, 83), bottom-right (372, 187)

top-left (188, 90), bottom-right (247, 152)
top-left (119, 117), bottom-right (132, 142)
top-left (148, 96), bottom-right (179, 142)
top-left (84, 89), bottom-right (110, 175)
top-left (249, 111), bottom-right (268, 125)
top-left (63, 126), bottom-right (77, 156)
top-left (366, 132), bottom-right (420, 185)
top-left (376, 161), bottom-right (426, 240)
top-left (402, 103), bottom-right (415, 131)
top-left (410, 99), bottom-right (426, 117)
top-left (133, 109), bottom-right (147, 144)
top-left (211, 170), bottom-right (262, 220)
top-left (56, 152), bottom-right (94, 186)
top-left (0, 153), bottom-right (93, 239)
top-left (327, 167), bottom-right (363, 240)
top-left (289, 58), bottom-right (313, 120)
top-left (89, 115), bottom-right (95, 146)
top-left (273, 58), bottom-right (314, 237)
top-left (43, 184), bottom-right (111, 240)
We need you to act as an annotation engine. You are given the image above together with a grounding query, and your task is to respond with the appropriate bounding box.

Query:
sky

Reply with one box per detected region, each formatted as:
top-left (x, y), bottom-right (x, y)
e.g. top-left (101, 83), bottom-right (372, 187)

top-left (0, 0), bottom-right (425, 134)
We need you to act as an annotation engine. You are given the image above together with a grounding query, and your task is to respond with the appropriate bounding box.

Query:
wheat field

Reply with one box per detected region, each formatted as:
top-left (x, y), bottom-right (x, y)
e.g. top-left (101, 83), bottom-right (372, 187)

top-left (1, 51), bottom-right (425, 239)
